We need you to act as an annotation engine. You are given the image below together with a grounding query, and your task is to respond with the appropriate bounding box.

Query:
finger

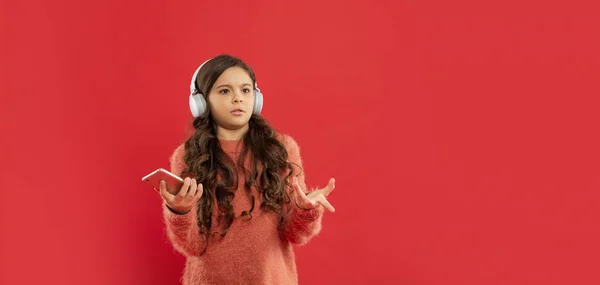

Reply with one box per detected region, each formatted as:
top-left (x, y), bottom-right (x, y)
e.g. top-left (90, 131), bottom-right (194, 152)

top-left (293, 177), bottom-right (313, 207)
top-left (178, 177), bottom-right (191, 198)
top-left (159, 180), bottom-right (173, 201)
top-left (318, 196), bottom-right (336, 212)
top-left (293, 177), bottom-right (311, 204)
top-left (298, 194), bottom-right (315, 208)
top-left (187, 179), bottom-right (198, 198)
top-left (323, 178), bottom-right (336, 196)
top-left (194, 183), bottom-right (204, 201)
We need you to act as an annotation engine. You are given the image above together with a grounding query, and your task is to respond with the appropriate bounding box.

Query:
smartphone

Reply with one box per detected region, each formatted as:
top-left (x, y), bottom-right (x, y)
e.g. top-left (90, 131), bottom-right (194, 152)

top-left (142, 168), bottom-right (184, 195)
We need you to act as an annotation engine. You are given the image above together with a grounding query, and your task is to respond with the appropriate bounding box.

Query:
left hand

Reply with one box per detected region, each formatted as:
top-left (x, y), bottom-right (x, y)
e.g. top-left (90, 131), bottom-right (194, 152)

top-left (292, 177), bottom-right (336, 212)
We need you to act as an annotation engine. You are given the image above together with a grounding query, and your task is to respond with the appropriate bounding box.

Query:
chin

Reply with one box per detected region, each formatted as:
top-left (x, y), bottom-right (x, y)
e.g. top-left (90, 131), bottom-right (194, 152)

top-left (223, 122), bottom-right (250, 130)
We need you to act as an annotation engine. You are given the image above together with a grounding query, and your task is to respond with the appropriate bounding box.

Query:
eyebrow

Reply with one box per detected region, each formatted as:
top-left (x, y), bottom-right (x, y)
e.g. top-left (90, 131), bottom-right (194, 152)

top-left (215, 83), bottom-right (252, 89)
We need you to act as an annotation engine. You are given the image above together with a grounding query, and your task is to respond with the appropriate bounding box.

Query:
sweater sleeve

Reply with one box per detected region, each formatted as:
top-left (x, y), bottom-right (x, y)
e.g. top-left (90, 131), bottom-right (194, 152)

top-left (279, 134), bottom-right (325, 245)
top-left (162, 144), bottom-right (206, 257)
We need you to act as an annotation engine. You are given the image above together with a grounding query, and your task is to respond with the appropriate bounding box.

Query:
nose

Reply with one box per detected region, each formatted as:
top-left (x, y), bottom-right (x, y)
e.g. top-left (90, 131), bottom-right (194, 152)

top-left (232, 91), bottom-right (243, 103)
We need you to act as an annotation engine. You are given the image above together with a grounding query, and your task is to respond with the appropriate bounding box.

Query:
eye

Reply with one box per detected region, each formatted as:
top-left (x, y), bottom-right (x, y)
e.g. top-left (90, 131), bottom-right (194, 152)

top-left (242, 88), bottom-right (251, 93)
top-left (219, 89), bottom-right (229, 94)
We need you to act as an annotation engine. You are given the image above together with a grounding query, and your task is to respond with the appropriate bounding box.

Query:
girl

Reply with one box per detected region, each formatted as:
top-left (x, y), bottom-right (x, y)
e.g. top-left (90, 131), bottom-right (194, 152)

top-left (158, 54), bottom-right (336, 285)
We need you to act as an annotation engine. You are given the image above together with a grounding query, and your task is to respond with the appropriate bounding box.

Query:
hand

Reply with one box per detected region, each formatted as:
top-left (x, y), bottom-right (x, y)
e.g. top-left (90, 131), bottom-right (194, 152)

top-left (160, 177), bottom-right (203, 214)
top-left (292, 177), bottom-right (336, 212)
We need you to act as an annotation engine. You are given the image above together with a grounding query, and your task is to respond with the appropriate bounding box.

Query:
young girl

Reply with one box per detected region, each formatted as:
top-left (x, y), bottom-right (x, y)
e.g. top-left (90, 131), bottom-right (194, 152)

top-left (158, 54), bottom-right (336, 285)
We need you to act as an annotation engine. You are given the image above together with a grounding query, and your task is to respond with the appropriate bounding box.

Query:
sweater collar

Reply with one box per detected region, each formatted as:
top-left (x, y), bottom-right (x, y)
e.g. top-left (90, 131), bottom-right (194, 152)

top-left (218, 139), bottom-right (243, 153)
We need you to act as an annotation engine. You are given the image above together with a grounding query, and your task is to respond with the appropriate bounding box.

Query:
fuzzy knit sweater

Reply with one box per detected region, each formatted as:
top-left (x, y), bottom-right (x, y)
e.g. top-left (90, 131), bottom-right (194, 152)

top-left (162, 134), bottom-right (325, 285)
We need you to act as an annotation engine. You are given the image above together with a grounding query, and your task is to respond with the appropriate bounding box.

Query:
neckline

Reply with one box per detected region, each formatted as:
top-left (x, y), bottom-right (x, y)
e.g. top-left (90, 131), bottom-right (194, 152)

top-left (218, 139), bottom-right (243, 153)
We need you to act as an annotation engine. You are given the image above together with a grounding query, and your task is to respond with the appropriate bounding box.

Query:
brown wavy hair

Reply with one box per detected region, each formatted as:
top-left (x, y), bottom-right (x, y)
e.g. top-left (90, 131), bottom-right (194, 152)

top-left (180, 54), bottom-right (297, 255)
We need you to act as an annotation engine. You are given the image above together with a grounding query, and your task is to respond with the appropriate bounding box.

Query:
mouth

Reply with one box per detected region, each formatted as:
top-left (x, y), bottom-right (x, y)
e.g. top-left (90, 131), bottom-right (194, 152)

top-left (231, 109), bottom-right (245, 115)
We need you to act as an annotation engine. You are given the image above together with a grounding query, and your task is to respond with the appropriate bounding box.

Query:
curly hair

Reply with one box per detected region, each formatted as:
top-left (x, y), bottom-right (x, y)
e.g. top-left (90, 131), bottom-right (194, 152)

top-left (180, 54), bottom-right (297, 255)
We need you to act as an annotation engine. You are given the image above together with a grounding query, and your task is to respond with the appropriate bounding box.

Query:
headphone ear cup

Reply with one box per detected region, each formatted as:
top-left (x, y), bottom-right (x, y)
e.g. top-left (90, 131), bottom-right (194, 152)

top-left (189, 94), bottom-right (207, 117)
top-left (253, 89), bottom-right (263, 115)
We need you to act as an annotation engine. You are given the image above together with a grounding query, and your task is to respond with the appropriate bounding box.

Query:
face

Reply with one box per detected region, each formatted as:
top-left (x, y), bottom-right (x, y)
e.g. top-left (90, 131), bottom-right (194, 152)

top-left (207, 66), bottom-right (255, 132)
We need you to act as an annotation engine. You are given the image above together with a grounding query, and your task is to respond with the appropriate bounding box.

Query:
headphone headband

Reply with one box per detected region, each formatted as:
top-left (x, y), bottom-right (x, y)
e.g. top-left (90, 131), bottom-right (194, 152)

top-left (189, 58), bottom-right (211, 95)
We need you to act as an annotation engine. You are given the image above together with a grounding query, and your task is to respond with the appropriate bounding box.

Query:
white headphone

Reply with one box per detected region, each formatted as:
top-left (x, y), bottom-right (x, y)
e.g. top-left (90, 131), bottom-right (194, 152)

top-left (189, 58), bottom-right (264, 118)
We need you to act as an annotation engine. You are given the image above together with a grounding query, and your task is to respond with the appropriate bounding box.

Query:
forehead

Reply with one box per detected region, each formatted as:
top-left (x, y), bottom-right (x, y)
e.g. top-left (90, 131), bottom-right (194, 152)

top-left (214, 66), bottom-right (252, 85)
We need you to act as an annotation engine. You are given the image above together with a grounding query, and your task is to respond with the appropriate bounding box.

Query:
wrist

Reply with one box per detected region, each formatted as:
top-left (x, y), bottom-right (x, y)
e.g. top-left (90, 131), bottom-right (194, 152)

top-left (165, 204), bottom-right (191, 215)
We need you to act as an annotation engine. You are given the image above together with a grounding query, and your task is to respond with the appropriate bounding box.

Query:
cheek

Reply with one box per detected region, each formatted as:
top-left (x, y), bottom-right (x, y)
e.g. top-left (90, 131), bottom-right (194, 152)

top-left (208, 98), bottom-right (226, 116)
top-left (246, 94), bottom-right (255, 106)
top-left (211, 104), bottom-right (226, 116)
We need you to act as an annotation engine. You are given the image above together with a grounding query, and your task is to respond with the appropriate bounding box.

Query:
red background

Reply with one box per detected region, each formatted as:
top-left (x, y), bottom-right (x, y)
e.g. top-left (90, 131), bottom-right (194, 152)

top-left (2, 0), bottom-right (600, 284)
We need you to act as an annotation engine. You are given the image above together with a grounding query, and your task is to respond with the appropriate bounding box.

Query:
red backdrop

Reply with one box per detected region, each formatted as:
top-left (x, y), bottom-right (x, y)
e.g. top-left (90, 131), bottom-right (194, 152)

top-left (2, 0), bottom-right (600, 284)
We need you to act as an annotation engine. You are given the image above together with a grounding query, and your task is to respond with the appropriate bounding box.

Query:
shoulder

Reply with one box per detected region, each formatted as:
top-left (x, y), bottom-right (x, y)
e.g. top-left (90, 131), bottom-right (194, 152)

top-left (275, 133), bottom-right (301, 154)
top-left (169, 143), bottom-right (187, 176)
top-left (170, 143), bottom-right (186, 161)
top-left (275, 133), bottom-right (304, 166)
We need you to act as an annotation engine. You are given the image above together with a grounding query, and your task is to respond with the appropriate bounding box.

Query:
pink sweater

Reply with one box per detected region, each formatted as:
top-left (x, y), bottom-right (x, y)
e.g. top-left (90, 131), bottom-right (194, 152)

top-left (162, 134), bottom-right (325, 285)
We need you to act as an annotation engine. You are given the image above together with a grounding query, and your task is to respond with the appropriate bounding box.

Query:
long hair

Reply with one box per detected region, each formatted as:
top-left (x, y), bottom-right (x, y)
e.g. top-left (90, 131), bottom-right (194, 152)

top-left (180, 54), bottom-right (297, 255)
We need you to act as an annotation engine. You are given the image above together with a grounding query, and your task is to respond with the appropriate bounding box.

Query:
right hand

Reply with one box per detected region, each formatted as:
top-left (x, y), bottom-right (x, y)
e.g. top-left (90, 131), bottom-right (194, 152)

top-left (160, 177), bottom-right (203, 215)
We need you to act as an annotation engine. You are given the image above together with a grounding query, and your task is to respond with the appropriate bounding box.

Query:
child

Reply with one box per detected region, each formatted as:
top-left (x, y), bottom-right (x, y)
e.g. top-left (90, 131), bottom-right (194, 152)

top-left (158, 54), bottom-right (336, 285)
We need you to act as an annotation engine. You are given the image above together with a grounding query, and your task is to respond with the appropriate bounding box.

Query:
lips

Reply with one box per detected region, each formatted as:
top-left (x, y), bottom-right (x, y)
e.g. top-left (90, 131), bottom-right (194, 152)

top-left (231, 109), bottom-right (245, 115)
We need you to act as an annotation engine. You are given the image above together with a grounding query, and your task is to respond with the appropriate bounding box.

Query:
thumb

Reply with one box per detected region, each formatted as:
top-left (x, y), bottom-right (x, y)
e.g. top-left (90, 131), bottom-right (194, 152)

top-left (159, 180), bottom-right (172, 201)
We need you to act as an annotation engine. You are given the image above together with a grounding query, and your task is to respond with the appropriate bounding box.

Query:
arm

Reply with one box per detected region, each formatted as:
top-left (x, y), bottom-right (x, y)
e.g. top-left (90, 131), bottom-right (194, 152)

top-left (162, 144), bottom-right (206, 257)
top-left (280, 135), bottom-right (325, 245)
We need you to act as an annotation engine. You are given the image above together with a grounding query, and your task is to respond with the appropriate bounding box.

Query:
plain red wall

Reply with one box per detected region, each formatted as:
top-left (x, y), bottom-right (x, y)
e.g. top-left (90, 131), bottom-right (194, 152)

top-left (2, 0), bottom-right (600, 284)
